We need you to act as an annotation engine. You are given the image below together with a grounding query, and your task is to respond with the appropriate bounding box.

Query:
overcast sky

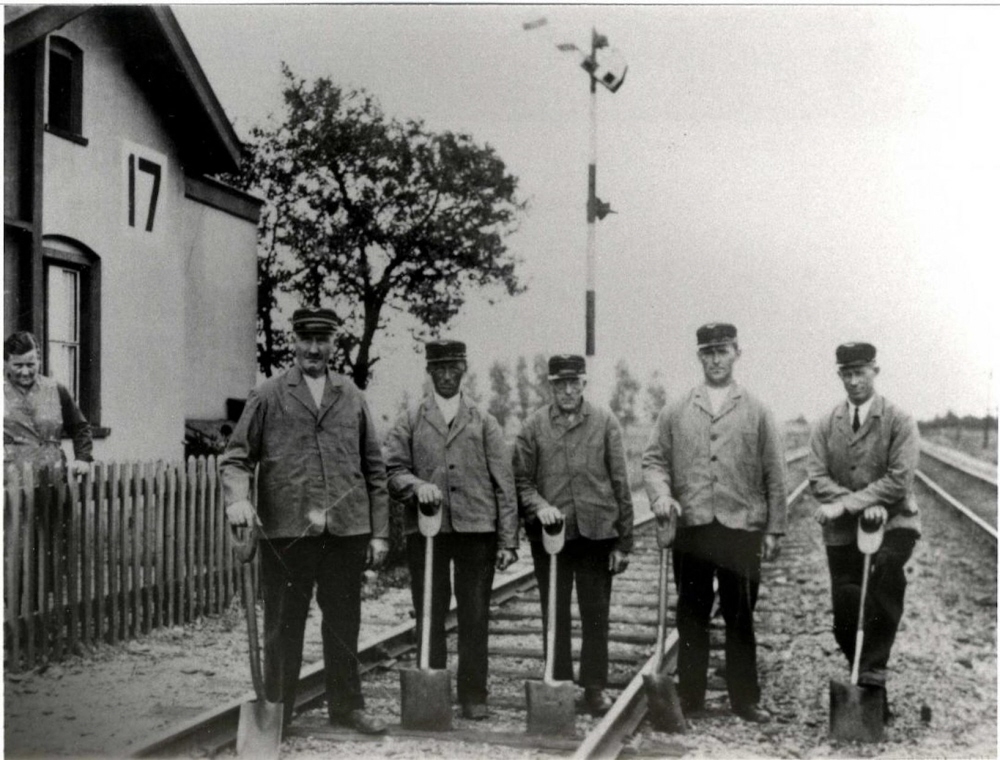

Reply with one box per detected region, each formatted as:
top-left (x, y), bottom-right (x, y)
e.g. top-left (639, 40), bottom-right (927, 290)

top-left (174, 4), bottom-right (1000, 426)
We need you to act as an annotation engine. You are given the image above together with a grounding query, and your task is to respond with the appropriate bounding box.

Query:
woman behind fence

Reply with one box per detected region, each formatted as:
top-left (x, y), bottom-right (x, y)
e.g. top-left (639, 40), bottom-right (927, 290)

top-left (4, 331), bottom-right (92, 475)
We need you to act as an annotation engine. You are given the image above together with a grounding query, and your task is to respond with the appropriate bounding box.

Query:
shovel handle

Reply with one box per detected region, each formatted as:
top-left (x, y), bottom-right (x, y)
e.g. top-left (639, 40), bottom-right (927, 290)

top-left (544, 550), bottom-right (558, 684)
top-left (849, 552), bottom-right (873, 685)
top-left (420, 534), bottom-right (434, 671)
top-left (654, 549), bottom-right (668, 663)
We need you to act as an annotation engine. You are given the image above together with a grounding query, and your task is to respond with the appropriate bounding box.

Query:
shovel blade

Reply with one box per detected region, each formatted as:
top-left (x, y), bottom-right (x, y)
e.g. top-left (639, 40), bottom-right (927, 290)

top-left (829, 679), bottom-right (884, 743)
top-left (525, 680), bottom-right (576, 736)
top-left (236, 699), bottom-right (284, 759)
top-left (643, 671), bottom-right (687, 733)
top-left (400, 667), bottom-right (453, 731)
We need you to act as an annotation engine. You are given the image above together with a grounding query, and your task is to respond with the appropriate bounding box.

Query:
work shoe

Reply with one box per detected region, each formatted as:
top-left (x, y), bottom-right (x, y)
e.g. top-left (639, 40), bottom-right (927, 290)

top-left (330, 709), bottom-right (387, 734)
top-left (680, 697), bottom-right (705, 716)
top-left (732, 704), bottom-right (771, 724)
top-left (461, 703), bottom-right (489, 720)
top-left (862, 684), bottom-right (891, 724)
top-left (580, 688), bottom-right (613, 716)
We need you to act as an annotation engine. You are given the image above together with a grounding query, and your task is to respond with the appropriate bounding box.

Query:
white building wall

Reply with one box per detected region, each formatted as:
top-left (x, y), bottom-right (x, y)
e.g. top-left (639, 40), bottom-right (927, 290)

top-left (182, 200), bottom-right (258, 421)
top-left (39, 14), bottom-right (256, 462)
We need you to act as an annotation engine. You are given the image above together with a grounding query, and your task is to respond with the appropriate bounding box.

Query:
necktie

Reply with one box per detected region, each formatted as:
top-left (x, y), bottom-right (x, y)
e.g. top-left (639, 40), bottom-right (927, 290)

top-left (852, 406), bottom-right (860, 433)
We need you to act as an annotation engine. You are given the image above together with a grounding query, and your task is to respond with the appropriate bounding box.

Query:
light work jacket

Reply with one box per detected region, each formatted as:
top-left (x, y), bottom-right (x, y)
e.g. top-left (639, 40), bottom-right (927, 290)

top-left (642, 383), bottom-right (787, 535)
top-left (384, 394), bottom-right (518, 550)
top-left (513, 400), bottom-right (634, 553)
top-left (807, 394), bottom-right (921, 546)
top-left (220, 365), bottom-right (389, 540)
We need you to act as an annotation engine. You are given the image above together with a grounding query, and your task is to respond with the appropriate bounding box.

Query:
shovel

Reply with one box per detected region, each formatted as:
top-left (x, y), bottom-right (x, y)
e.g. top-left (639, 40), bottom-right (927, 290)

top-left (643, 514), bottom-right (687, 733)
top-left (526, 518), bottom-right (576, 737)
top-left (232, 525), bottom-right (283, 759)
top-left (400, 497), bottom-right (453, 730)
top-left (829, 513), bottom-right (886, 743)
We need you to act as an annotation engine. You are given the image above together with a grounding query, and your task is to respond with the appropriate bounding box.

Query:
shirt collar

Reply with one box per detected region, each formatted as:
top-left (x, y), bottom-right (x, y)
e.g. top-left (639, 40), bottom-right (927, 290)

top-left (848, 395), bottom-right (875, 425)
top-left (434, 391), bottom-right (461, 423)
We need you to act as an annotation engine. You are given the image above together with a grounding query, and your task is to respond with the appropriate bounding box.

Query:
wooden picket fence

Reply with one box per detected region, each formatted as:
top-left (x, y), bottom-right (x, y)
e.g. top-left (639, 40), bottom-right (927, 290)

top-left (3, 456), bottom-right (256, 672)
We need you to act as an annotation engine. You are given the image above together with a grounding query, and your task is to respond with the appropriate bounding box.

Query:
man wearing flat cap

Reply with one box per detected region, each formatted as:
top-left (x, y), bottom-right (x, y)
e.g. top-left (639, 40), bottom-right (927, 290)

top-left (808, 342), bottom-right (920, 723)
top-left (384, 339), bottom-right (518, 720)
top-left (643, 323), bottom-right (787, 724)
top-left (221, 307), bottom-right (390, 734)
top-left (513, 354), bottom-right (634, 716)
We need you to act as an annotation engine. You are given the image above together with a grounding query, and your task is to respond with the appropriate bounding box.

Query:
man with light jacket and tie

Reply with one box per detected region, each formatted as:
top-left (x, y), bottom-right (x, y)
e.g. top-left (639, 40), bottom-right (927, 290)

top-left (808, 341), bottom-right (921, 725)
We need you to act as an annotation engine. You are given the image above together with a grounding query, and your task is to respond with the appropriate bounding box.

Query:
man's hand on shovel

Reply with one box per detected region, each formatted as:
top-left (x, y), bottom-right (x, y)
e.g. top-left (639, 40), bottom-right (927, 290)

top-left (762, 534), bottom-right (781, 562)
top-left (862, 505), bottom-right (888, 525)
top-left (609, 550), bottom-right (630, 575)
top-left (651, 496), bottom-right (682, 523)
top-left (226, 500), bottom-right (260, 527)
top-left (416, 483), bottom-right (443, 506)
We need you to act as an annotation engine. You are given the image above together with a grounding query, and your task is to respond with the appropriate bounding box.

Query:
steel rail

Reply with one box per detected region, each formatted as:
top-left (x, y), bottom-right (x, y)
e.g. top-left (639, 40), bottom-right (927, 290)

top-left (130, 568), bottom-right (541, 757)
top-left (920, 441), bottom-right (997, 487)
top-left (915, 469), bottom-right (997, 540)
top-left (130, 449), bottom-right (811, 758)
top-left (572, 476), bottom-right (811, 760)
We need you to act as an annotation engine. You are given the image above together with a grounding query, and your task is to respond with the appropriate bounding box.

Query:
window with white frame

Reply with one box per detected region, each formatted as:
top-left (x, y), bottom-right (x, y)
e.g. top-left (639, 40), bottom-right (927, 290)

top-left (46, 265), bottom-right (80, 398)
top-left (42, 238), bottom-right (101, 427)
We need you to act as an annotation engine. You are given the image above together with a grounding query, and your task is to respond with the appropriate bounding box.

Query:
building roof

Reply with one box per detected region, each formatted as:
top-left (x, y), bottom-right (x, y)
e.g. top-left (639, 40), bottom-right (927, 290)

top-left (5, 5), bottom-right (242, 175)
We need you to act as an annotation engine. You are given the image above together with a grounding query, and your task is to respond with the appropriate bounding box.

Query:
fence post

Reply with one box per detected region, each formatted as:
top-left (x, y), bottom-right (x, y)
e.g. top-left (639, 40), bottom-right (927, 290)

top-left (67, 467), bottom-right (81, 654)
top-left (142, 462), bottom-right (153, 635)
top-left (5, 464), bottom-right (24, 672)
top-left (154, 461), bottom-right (165, 629)
top-left (165, 463), bottom-right (177, 627)
top-left (51, 468), bottom-right (67, 660)
top-left (95, 463), bottom-right (107, 647)
top-left (129, 461), bottom-right (142, 639)
top-left (22, 463), bottom-right (37, 669)
top-left (111, 461), bottom-right (123, 644)
top-left (186, 457), bottom-right (196, 623)
top-left (81, 465), bottom-right (94, 651)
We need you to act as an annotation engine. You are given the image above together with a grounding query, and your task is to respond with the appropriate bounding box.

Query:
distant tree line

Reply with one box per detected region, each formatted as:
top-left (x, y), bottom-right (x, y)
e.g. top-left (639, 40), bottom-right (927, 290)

top-left (919, 412), bottom-right (997, 431)
top-left (480, 356), bottom-right (668, 431)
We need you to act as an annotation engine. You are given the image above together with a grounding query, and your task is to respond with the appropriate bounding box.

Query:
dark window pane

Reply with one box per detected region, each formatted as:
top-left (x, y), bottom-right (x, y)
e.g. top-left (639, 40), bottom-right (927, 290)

top-left (48, 50), bottom-right (73, 131)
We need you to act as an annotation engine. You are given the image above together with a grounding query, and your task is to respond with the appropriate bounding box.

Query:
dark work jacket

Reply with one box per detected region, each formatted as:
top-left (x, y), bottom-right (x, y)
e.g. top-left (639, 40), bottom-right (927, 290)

top-left (220, 365), bottom-right (389, 540)
top-left (384, 394), bottom-right (518, 550)
top-left (514, 401), bottom-right (634, 553)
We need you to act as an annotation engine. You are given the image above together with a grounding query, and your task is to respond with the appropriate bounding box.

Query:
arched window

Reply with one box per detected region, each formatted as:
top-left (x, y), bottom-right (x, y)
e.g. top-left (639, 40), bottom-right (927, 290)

top-left (42, 236), bottom-right (102, 428)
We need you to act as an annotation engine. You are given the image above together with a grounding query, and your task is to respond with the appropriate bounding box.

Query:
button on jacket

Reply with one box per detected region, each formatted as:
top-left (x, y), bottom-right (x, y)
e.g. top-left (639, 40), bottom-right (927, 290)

top-left (514, 401), bottom-right (634, 553)
top-left (807, 394), bottom-right (921, 546)
top-left (220, 365), bottom-right (389, 539)
top-left (384, 394), bottom-right (518, 549)
top-left (642, 384), bottom-right (787, 535)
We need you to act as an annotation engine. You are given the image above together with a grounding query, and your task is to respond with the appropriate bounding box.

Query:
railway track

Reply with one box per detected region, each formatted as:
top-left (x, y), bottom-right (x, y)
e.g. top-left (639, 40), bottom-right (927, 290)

top-left (129, 443), bottom-right (994, 758)
top-left (918, 442), bottom-right (997, 539)
top-left (133, 451), bottom-right (807, 758)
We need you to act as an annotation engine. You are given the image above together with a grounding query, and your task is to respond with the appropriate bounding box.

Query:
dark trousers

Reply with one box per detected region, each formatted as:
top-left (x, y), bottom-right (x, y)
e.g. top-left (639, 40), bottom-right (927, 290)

top-left (529, 537), bottom-right (615, 689)
top-left (406, 532), bottom-right (498, 705)
top-left (826, 529), bottom-right (918, 687)
top-left (673, 521), bottom-right (763, 711)
top-left (259, 533), bottom-right (369, 725)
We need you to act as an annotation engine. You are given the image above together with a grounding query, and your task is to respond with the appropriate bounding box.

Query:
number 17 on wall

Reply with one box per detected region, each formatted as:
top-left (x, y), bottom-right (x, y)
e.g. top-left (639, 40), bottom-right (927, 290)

top-left (123, 141), bottom-right (167, 235)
